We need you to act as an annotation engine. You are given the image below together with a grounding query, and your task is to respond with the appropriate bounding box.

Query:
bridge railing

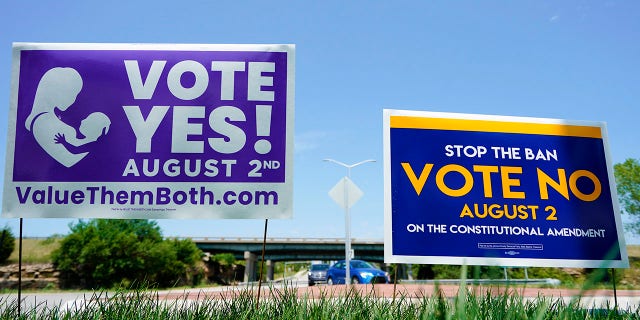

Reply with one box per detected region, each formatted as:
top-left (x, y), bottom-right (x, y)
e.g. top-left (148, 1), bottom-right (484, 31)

top-left (170, 237), bottom-right (383, 244)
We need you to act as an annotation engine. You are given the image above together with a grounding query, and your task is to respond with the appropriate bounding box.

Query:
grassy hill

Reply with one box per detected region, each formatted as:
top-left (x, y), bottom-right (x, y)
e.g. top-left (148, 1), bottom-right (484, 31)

top-left (7, 237), bottom-right (62, 264)
top-left (622, 245), bottom-right (640, 287)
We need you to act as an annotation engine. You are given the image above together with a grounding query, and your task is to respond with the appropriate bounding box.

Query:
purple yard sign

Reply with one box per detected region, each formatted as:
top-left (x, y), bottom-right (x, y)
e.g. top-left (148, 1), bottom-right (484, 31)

top-left (3, 43), bottom-right (295, 219)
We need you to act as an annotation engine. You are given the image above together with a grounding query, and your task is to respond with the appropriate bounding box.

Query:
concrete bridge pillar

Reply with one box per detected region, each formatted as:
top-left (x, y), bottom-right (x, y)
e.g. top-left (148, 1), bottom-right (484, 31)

top-left (266, 260), bottom-right (274, 281)
top-left (244, 251), bottom-right (256, 282)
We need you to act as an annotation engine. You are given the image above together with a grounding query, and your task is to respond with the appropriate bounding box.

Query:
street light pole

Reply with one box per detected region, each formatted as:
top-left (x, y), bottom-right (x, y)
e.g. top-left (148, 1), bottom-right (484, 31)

top-left (324, 158), bottom-right (375, 285)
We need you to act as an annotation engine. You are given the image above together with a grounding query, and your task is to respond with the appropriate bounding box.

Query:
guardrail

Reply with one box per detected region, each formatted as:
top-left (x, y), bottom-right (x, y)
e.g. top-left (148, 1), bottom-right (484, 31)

top-left (400, 278), bottom-right (561, 286)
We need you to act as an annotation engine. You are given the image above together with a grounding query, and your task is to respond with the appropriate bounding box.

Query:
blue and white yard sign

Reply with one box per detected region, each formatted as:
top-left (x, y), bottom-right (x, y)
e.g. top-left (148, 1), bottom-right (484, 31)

top-left (383, 109), bottom-right (629, 268)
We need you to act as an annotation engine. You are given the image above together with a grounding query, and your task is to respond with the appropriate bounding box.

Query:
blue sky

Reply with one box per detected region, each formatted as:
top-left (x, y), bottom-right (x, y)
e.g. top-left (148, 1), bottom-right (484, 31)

top-left (1, 1), bottom-right (639, 244)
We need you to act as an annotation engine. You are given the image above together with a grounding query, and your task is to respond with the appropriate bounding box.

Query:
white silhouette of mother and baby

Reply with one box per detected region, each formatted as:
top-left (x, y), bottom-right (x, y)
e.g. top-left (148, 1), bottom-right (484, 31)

top-left (25, 67), bottom-right (111, 168)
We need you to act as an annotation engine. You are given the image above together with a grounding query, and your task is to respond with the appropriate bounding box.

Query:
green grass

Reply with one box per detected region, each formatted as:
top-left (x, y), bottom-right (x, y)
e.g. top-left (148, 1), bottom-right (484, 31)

top-left (2, 243), bottom-right (640, 319)
top-left (0, 285), bottom-right (638, 320)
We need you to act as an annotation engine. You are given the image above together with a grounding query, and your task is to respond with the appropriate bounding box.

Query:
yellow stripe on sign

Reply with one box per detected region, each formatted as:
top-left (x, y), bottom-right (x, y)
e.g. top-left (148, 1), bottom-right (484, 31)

top-left (390, 116), bottom-right (602, 138)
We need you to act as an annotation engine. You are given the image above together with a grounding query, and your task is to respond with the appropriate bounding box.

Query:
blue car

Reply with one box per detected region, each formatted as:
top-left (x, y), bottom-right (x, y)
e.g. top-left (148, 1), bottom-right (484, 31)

top-left (326, 260), bottom-right (389, 285)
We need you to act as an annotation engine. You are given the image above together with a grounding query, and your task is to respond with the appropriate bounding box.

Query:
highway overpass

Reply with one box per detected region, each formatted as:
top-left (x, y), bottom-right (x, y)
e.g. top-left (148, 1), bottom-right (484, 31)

top-left (192, 237), bottom-right (386, 282)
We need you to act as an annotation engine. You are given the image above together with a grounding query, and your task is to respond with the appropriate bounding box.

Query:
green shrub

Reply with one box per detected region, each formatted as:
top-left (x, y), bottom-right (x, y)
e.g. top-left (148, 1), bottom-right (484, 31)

top-left (414, 264), bottom-right (506, 280)
top-left (211, 253), bottom-right (236, 266)
top-left (0, 227), bottom-right (15, 264)
top-left (52, 219), bottom-right (203, 289)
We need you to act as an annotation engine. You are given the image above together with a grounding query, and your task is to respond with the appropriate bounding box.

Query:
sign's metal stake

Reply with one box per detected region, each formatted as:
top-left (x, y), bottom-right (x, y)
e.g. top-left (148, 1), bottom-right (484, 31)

top-left (256, 219), bottom-right (268, 310)
top-left (17, 218), bottom-right (23, 317)
top-left (612, 268), bottom-right (618, 311)
top-left (392, 264), bottom-right (398, 304)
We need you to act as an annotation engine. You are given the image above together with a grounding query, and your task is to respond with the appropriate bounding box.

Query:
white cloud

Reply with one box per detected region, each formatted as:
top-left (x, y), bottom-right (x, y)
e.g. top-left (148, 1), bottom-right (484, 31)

top-left (549, 15), bottom-right (560, 22)
top-left (294, 130), bottom-right (329, 153)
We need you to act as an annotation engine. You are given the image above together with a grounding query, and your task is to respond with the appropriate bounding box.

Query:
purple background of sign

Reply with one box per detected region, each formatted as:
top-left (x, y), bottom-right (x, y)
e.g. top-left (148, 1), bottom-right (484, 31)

top-left (12, 49), bottom-right (288, 183)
